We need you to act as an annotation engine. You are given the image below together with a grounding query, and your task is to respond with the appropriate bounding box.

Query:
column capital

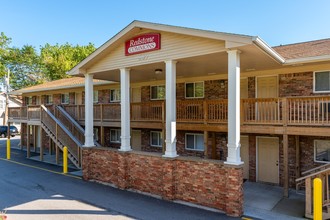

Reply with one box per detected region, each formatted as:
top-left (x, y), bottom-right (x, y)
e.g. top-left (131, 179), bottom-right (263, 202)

top-left (227, 49), bottom-right (241, 55)
top-left (120, 68), bottom-right (131, 72)
top-left (84, 73), bottom-right (94, 77)
top-left (164, 60), bottom-right (177, 64)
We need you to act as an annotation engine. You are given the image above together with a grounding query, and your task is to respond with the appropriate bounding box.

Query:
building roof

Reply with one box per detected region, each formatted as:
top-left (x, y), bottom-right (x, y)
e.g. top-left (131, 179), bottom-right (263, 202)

top-left (273, 38), bottom-right (330, 60)
top-left (0, 93), bottom-right (22, 105)
top-left (67, 20), bottom-right (285, 76)
top-left (10, 77), bottom-right (114, 95)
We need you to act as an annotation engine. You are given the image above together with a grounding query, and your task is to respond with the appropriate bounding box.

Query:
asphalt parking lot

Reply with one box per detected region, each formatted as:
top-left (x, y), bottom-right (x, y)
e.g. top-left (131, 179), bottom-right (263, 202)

top-left (0, 136), bottom-right (240, 220)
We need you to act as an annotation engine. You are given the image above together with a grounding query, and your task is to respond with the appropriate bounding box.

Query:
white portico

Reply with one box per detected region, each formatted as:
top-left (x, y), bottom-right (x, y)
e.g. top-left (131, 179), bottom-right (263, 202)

top-left (69, 20), bottom-right (284, 164)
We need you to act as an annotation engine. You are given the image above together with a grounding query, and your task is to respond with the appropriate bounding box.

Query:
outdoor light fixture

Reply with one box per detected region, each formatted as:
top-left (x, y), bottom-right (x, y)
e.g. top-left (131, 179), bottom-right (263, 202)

top-left (155, 69), bottom-right (163, 74)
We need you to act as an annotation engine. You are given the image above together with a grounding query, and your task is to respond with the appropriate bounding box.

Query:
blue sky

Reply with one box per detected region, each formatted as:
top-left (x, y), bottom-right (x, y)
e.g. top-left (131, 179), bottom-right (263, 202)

top-left (1, 0), bottom-right (330, 49)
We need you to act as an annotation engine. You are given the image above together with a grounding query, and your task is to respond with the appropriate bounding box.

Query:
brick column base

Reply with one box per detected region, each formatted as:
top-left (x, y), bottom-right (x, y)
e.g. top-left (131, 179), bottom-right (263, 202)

top-left (225, 165), bottom-right (244, 217)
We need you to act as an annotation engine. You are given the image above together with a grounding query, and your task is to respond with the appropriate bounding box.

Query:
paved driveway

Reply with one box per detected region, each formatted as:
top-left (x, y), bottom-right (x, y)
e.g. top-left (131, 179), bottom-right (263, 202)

top-left (0, 137), bottom-right (239, 220)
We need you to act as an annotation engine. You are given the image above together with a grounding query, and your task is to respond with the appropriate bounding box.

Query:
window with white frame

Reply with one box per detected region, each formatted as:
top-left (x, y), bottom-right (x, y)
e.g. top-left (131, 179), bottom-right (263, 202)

top-left (110, 89), bottom-right (121, 102)
top-left (185, 133), bottom-right (204, 151)
top-left (150, 85), bottom-right (165, 100)
top-left (314, 71), bottom-right (330, 93)
top-left (185, 82), bottom-right (204, 98)
top-left (93, 90), bottom-right (99, 103)
top-left (110, 129), bottom-right (121, 143)
top-left (45, 95), bottom-right (53, 105)
top-left (150, 131), bottom-right (162, 147)
top-left (61, 93), bottom-right (69, 104)
top-left (315, 140), bottom-right (330, 163)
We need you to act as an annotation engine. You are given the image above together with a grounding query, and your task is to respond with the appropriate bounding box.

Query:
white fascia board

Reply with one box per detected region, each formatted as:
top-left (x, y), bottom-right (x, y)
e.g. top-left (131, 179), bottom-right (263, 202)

top-left (284, 55), bottom-right (330, 65)
top-left (68, 21), bottom-right (139, 76)
top-left (253, 37), bottom-right (285, 64)
top-left (9, 81), bottom-right (115, 96)
top-left (136, 21), bottom-right (254, 44)
top-left (68, 20), bottom-right (256, 75)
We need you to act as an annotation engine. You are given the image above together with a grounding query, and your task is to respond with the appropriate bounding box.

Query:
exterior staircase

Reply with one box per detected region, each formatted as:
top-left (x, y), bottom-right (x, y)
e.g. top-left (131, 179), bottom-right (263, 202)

top-left (40, 105), bottom-right (83, 169)
top-left (296, 163), bottom-right (330, 219)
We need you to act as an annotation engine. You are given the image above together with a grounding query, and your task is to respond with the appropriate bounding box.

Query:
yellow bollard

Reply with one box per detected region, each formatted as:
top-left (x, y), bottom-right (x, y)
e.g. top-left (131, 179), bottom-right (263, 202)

top-left (314, 178), bottom-right (322, 220)
top-left (6, 139), bottom-right (10, 160)
top-left (63, 146), bottom-right (68, 174)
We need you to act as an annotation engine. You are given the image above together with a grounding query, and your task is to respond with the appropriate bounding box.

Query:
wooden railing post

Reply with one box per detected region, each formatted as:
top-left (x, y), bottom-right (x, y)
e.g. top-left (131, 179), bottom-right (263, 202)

top-left (305, 177), bottom-right (312, 217)
top-left (283, 98), bottom-right (288, 126)
top-left (162, 101), bottom-right (165, 123)
top-left (55, 123), bottom-right (59, 164)
top-left (203, 100), bottom-right (208, 124)
top-left (100, 104), bottom-right (103, 124)
top-left (78, 105), bottom-right (81, 121)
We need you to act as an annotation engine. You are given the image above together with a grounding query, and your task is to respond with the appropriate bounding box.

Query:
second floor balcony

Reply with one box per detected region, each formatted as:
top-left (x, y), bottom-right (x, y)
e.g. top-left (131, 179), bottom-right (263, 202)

top-left (8, 95), bottom-right (330, 134)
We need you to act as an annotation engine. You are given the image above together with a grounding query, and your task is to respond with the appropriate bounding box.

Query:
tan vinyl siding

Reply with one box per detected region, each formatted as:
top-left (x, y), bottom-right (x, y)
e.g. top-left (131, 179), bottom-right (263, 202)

top-left (88, 30), bottom-right (226, 73)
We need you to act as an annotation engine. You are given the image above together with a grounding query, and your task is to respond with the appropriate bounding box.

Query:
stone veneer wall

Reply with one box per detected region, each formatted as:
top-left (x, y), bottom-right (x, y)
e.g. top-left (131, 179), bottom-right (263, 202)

top-left (83, 147), bottom-right (244, 217)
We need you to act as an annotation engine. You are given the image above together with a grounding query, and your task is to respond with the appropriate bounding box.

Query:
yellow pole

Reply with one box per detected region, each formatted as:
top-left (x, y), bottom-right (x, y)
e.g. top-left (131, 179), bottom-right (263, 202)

top-left (6, 139), bottom-right (10, 160)
top-left (314, 178), bottom-right (322, 220)
top-left (63, 146), bottom-right (68, 174)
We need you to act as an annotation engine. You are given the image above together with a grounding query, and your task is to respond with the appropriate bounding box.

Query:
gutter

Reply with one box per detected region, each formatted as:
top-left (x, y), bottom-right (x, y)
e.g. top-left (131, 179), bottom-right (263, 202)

top-left (253, 37), bottom-right (286, 64)
top-left (284, 54), bottom-right (330, 65)
top-left (9, 81), bottom-right (116, 96)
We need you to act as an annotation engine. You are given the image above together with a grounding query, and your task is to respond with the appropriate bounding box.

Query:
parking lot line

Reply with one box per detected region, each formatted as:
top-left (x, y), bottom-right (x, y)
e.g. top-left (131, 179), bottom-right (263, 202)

top-left (0, 158), bottom-right (81, 180)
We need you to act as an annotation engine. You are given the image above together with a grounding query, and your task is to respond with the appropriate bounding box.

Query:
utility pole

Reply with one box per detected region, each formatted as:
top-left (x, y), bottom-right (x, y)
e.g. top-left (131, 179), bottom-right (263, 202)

top-left (3, 68), bottom-right (9, 125)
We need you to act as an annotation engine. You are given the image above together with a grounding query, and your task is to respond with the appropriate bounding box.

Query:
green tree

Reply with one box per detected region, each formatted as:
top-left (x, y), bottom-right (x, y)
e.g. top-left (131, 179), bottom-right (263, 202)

top-left (4, 45), bottom-right (45, 90)
top-left (0, 32), bottom-right (11, 77)
top-left (41, 43), bottom-right (95, 80)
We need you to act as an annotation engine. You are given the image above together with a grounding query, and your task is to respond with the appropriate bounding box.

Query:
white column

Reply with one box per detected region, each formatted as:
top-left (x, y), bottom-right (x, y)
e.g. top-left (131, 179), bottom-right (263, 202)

top-left (84, 73), bottom-right (95, 147)
top-left (225, 50), bottom-right (243, 165)
top-left (119, 68), bottom-right (131, 151)
top-left (163, 60), bottom-right (178, 158)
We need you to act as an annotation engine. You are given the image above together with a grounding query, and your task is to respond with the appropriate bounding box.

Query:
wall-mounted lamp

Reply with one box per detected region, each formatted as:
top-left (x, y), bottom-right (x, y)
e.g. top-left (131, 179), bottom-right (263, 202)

top-left (220, 80), bottom-right (225, 88)
top-left (155, 69), bottom-right (163, 74)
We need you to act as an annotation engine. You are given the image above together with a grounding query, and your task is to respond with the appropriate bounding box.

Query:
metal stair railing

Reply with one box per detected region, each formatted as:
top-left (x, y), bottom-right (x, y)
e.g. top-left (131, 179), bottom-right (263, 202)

top-left (40, 105), bottom-right (82, 168)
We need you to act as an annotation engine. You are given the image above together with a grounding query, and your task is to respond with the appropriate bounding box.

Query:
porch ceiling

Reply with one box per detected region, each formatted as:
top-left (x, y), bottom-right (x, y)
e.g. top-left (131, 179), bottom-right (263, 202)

top-left (91, 44), bottom-right (282, 83)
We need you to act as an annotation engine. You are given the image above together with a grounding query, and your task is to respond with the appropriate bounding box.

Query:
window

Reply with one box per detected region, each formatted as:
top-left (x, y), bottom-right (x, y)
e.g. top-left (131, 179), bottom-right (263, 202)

top-left (150, 85), bottom-right (165, 100)
top-left (185, 133), bottom-right (204, 151)
top-left (110, 89), bottom-right (121, 102)
top-left (314, 71), bottom-right (330, 93)
top-left (93, 90), bottom-right (99, 103)
top-left (26, 96), bottom-right (32, 106)
top-left (110, 129), bottom-right (121, 143)
top-left (61, 93), bottom-right (69, 104)
top-left (185, 82), bottom-right (204, 98)
top-left (315, 140), bottom-right (330, 163)
top-left (150, 131), bottom-right (162, 147)
top-left (45, 95), bottom-right (53, 105)
top-left (93, 128), bottom-right (99, 142)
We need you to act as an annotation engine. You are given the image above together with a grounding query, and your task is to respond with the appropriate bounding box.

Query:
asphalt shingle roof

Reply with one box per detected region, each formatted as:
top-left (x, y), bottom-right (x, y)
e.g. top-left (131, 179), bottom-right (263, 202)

top-left (273, 38), bottom-right (330, 60)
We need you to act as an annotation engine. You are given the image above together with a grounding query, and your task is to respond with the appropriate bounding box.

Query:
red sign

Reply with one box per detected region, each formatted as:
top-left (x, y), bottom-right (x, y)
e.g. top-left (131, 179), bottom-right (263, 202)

top-left (125, 33), bottom-right (161, 56)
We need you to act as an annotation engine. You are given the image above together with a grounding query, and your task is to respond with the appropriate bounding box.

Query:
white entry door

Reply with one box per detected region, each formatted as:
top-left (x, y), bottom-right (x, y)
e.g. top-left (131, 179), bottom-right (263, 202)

top-left (257, 137), bottom-right (279, 184)
top-left (131, 130), bottom-right (142, 151)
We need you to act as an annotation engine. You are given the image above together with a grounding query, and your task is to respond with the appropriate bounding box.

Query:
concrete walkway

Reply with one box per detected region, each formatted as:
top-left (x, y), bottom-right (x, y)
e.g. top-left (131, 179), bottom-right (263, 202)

top-left (244, 181), bottom-right (306, 219)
